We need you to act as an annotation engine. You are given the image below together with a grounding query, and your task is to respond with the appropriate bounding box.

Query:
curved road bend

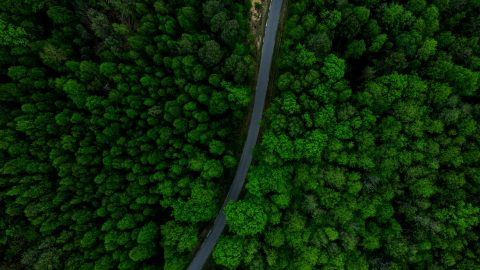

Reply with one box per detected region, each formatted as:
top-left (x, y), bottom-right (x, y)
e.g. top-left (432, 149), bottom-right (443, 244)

top-left (186, 0), bottom-right (284, 269)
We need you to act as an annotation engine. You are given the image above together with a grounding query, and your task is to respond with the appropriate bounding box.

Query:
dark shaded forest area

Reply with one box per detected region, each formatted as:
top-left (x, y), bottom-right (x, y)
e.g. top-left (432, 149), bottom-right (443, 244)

top-left (0, 0), bottom-right (253, 269)
top-left (216, 0), bottom-right (480, 269)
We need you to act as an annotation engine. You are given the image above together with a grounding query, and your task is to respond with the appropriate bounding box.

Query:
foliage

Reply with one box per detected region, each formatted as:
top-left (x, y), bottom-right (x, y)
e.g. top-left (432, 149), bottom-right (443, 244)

top-left (212, 236), bottom-right (244, 269)
top-left (225, 200), bottom-right (267, 236)
top-left (216, 0), bottom-right (480, 269)
top-left (0, 0), bottom-right (253, 269)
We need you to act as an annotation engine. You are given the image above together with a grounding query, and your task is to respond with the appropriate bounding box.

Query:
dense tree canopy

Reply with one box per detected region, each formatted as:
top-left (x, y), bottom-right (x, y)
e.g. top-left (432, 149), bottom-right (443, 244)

top-left (2, 0), bottom-right (480, 269)
top-left (0, 0), bottom-right (254, 269)
top-left (216, 0), bottom-right (480, 269)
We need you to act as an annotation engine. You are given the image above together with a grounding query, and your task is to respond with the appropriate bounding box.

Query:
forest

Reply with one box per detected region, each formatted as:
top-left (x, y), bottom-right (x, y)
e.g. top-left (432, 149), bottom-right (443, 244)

top-left (215, 0), bottom-right (480, 269)
top-left (0, 0), bottom-right (253, 269)
top-left (1, 0), bottom-right (480, 270)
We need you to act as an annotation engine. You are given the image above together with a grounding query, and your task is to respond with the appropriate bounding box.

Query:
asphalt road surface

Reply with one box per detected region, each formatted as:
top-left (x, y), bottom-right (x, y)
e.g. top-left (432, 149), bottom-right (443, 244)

top-left (186, 0), bottom-right (284, 269)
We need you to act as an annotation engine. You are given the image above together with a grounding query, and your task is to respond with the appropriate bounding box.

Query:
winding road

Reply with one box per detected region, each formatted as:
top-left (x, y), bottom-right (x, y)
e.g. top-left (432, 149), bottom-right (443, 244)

top-left (186, 0), bottom-right (284, 269)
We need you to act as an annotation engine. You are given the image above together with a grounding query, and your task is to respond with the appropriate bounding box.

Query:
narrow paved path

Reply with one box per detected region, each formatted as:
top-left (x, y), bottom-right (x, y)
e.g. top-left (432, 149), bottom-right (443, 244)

top-left (186, 0), bottom-right (284, 269)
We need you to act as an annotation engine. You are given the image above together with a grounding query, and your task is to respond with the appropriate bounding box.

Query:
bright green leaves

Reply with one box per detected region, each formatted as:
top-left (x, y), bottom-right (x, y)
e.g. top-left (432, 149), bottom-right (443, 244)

top-left (313, 104), bottom-right (336, 129)
top-left (321, 54), bottom-right (346, 81)
top-left (334, 122), bottom-right (353, 140)
top-left (362, 235), bottom-right (380, 250)
top-left (265, 227), bottom-right (285, 248)
top-left (446, 64), bottom-right (480, 96)
top-left (281, 92), bottom-right (301, 114)
top-left (79, 61), bottom-right (99, 81)
top-left (222, 82), bottom-right (251, 108)
top-left (296, 44), bottom-right (317, 67)
top-left (188, 154), bottom-right (207, 172)
top-left (357, 73), bottom-right (407, 113)
top-left (0, 19), bottom-right (28, 46)
top-left (353, 6), bottom-right (371, 24)
top-left (321, 10), bottom-right (342, 30)
top-left (80, 230), bottom-right (99, 248)
top-left (417, 38), bottom-right (437, 61)
top-left (324, 227), bottom-right (339, 241)
top-left (369, 34), bottom-right (388, 52)
top-left (99, 62), bottom-right (117, 77)
top-left (129, 244), bottom-right (155, 262)
top-left (94, 256), bottom-right (114, 270)
top-left (324, 167), bottom-right (347, 190)
top-left (277, 72), bottom-right (294, 92)
top-left (161, 221), bottom-right (198, 252)
top-left (225, 200), bottom-right (267, 236)
top-left (222, 155), bottom-right (237, 169)
top-left (201, 159), bottom-right (223, 179)
top-left (137, 222), bottom-right (158, 244)
top-left (172, 184), bottom-right (217, 223)
top-left (63, 79), bottom-right (87, 108)
top-left (213, 236), bottom-right (244, 269)
top-left (381, 3), bottom-right (413, 32)
top-left (261, 128), bottom-right (329, 163)
top-left (209, 140), bottom-right (225, 156)
top-left (435, 202), bottom-right (480, 234)
top-left (245, 165), bottom-right (292, 198)
top-left (301, 130), bottom-right (328, 161)
top-left (410, 178), bottom-right (436, 198)
top-left (117, 214), bottom-right (135, 230)
top-left (262, 132), bottom-right (296, 161)
top-left (218, 1), bottom-right (480, 270)
top-left (127, 35), bottom-right (148, 51)
top-left (3, 0), bottom-right (480, 269)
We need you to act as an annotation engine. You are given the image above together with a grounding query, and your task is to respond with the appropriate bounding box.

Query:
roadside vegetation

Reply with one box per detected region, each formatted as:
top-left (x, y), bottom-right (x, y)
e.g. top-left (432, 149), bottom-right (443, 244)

top-left (216, 0), bottom-right (480, 269)
top-left (0, 1), bottom-right (253, 269)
